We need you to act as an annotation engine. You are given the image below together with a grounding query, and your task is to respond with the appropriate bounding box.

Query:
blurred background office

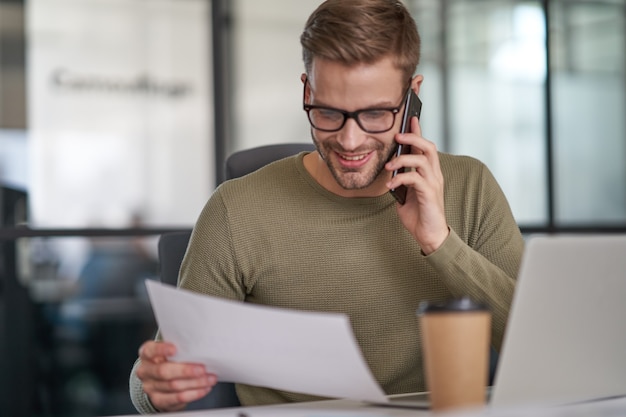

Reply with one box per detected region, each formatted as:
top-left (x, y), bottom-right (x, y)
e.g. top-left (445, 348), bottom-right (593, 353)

top-left (0, 0), bottom-right (624, 416)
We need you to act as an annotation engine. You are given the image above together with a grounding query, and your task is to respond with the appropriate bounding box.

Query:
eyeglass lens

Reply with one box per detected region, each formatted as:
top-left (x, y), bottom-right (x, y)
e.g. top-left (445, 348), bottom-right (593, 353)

top-left (307, 108), bottom-right (396, 133)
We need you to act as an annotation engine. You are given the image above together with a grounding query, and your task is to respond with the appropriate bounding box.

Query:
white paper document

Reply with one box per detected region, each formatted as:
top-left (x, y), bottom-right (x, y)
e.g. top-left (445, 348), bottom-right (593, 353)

top-left (145, 280), bottom-right (388, 403)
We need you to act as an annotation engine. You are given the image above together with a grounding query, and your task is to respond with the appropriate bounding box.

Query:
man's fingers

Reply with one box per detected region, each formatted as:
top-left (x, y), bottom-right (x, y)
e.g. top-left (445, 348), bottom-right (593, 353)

top-left (410, 115), bottom-right (422, 137)
top-left (149, 387), bottom-right (213, 412)
top-left (135, 340), bottom-right (219, 413)
top-left (145, 372), bottom-right (217, 394)
top-left (144, 372), bottom-right (217, 412)
top-left (137, 360), bottom-right (208, 382)
top-left (139, 341), bottom-right (176, 361)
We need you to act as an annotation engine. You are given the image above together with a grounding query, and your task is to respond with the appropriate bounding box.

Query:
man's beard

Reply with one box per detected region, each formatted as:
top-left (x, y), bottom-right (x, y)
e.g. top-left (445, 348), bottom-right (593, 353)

top-left (311, 131), bottom-right (395, 190)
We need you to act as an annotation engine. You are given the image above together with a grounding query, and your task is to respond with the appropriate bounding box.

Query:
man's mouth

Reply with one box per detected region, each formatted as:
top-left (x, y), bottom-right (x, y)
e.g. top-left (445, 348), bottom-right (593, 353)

top-left (335, 151), bottom-right (373, 168)
top-left (340, 154), bottom-right (367, 161)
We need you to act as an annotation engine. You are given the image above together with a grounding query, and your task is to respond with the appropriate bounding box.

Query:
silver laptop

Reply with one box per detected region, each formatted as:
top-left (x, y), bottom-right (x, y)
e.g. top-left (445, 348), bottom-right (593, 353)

top-left (382, 234), bottom-right (626, 410)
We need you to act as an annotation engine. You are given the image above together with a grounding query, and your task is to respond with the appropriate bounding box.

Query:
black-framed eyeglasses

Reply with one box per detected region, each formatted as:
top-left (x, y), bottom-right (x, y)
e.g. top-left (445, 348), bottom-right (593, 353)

top-left (302, 79), bottom-right (410, 134)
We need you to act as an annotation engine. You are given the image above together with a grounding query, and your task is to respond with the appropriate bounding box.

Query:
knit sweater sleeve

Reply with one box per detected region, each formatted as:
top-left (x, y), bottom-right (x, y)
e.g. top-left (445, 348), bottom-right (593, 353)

top-left (427, 156), bottom-right (523, 351)
top-left (129, 358), bottom-right (159, 414)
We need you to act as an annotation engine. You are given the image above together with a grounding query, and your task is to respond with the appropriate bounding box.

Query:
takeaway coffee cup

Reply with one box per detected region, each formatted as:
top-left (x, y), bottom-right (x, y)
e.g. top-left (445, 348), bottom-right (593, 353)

top-left (418, 298), bottom-right (491, 412)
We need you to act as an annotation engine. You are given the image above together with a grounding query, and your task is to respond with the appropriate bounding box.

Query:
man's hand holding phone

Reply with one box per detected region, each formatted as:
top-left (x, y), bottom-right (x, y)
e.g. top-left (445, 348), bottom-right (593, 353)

top-left (386, 98), bottom-right (450, 255)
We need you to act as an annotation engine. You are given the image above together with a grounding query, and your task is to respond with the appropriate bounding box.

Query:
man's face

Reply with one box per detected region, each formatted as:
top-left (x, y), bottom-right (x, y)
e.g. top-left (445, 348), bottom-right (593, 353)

top-left (304, 57), bottom-right (407, 192)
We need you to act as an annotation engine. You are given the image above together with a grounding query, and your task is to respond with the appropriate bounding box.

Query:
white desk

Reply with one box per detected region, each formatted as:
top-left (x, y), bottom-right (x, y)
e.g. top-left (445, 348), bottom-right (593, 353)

top-left (110, 395), bottom-right (626, 417)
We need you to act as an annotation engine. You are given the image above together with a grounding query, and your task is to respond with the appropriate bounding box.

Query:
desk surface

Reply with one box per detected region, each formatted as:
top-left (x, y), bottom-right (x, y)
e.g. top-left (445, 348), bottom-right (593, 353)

top-left (110, 395), bottom-right (626, 417)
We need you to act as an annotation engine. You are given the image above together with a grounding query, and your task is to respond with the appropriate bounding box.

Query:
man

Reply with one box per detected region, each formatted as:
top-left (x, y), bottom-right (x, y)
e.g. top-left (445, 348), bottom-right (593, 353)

top-left (130, 0), bottom-right (524, 413)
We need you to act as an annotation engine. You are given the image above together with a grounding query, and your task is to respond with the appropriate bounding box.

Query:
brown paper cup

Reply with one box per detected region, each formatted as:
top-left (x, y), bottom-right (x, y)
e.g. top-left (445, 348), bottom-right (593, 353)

top-left (418, 298), bottom-right (491, 412)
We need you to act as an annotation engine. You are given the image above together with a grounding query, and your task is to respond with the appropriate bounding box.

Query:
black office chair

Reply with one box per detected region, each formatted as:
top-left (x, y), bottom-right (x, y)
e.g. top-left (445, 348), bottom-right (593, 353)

top-left (156, 143), bottom-right (314, 409)
top-left (224, 142), bottom-right (315, 180)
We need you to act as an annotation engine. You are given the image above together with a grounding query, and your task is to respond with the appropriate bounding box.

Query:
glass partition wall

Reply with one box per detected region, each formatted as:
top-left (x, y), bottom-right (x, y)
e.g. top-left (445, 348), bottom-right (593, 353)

top-left (2, 0), bottom-right (623, 232)
top-left (550, 0), bottom-right (626, 225)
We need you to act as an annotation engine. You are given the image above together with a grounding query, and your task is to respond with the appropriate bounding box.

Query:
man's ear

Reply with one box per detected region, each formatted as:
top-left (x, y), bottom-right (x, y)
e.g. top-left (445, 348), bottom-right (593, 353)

top-left (301, 73), bottom-right (310, 102)
top-left (411, 74), bottom-right (424, 95)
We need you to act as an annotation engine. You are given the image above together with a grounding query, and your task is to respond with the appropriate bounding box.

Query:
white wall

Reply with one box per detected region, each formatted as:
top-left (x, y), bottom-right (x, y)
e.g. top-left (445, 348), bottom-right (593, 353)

top-left (232, 0), bottom-right (321, 151)
top-left (27, 0), bottom-right (213, 228)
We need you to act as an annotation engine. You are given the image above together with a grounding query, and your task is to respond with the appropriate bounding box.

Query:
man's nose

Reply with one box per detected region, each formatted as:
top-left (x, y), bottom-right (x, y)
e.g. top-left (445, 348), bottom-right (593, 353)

top-left (337, 117), bottom-right (367, 150)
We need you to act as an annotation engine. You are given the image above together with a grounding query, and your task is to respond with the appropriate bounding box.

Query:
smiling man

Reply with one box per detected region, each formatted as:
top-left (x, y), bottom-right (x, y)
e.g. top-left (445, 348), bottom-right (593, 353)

top-left (302, 58), bottom-right (413, 193)
top-left (130, 0), bottom-right (524, 413)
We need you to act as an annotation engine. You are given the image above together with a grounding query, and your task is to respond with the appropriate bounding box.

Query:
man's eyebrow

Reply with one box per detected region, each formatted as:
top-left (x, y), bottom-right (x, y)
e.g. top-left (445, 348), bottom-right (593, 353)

top-left (310, 99), bottom-right (398, 110)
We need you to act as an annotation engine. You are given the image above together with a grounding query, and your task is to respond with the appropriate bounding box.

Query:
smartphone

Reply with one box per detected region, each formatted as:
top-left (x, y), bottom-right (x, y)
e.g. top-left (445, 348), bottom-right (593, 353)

top-left (389, 89), bottom-right (422, 204)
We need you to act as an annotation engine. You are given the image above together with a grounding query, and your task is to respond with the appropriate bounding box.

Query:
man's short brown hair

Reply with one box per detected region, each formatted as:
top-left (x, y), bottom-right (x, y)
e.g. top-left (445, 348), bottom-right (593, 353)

top-left (300, 0), bottom-right (421, 81)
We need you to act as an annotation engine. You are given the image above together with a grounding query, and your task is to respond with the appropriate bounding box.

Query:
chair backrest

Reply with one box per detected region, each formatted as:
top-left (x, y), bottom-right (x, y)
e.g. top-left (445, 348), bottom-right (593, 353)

top-left (224, 143), bottom-right (315, 180)
top-left (158, 230), bottom-right (192, 287)
top-left (156, 143), bottom-right (314, 409)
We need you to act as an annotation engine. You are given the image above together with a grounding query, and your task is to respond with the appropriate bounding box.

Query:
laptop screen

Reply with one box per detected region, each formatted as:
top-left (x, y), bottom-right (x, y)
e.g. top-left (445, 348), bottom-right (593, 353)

top-left (490, 234), bottom-right (626, 408)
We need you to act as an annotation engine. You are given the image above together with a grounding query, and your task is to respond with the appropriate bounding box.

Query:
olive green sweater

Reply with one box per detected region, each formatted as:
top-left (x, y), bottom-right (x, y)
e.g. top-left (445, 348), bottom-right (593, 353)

top-left (130, 151), bottom-right (523, 412)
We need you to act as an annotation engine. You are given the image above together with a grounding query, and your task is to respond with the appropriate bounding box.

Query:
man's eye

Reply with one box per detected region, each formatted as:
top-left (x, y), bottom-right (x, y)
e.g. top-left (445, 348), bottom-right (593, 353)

top-left (360, 110), bottom-right (389, 120)
top-left (316, 109), bottom-right (342, 120)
